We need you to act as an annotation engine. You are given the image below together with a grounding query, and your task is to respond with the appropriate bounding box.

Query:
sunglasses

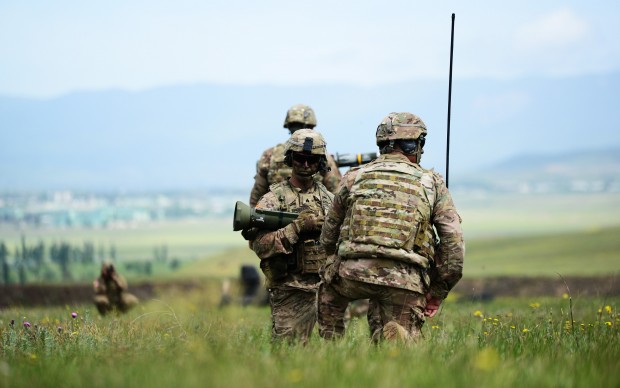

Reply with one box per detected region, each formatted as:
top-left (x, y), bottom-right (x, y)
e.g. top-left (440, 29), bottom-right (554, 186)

top-left (292, 153), bottom-right (321, 165)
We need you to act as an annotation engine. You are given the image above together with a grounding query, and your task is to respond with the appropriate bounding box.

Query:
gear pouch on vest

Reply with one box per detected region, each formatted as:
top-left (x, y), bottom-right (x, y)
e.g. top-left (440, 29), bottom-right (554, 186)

top-left (297, 239), bottom-right (324, 274)
top-left (260, 258), bottom-right (288, 281)
top-left (349, 197), bottom-right (418, 249)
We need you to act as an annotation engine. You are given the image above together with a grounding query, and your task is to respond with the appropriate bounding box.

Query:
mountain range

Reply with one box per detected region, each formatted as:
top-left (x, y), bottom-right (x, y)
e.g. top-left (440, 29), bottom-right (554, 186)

top-left (1, 72), bottom-right (619, 192)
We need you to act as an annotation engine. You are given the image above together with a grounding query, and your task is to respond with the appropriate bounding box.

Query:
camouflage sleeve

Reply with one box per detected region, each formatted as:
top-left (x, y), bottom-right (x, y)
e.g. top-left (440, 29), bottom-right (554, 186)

top-left (321, 153), bottom-right (342, 194)
top-left (428, 172), bottom-right (465, 300)
top-left (93, 277), bottom-right (106, 294)
top-left (320, 169), bottom-right (357, 255)
top-left (114, 274), bottom-right (129, 291)
top-left (251, 192), bottom-right (300, 259)
top-left (249, 148), bottom-right (273, 207)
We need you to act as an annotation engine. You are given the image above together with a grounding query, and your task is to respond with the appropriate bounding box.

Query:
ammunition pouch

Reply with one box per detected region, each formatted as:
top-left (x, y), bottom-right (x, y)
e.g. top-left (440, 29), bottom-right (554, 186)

top-left (259, 258), bottom-right (289, 282)
top-left (297, 239), bottom-right (324, 274)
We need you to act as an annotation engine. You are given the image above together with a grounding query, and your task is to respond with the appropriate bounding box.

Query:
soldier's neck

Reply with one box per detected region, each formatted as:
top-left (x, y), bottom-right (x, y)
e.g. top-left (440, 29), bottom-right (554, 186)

top-left (289, 175), bottom-right (314, 191)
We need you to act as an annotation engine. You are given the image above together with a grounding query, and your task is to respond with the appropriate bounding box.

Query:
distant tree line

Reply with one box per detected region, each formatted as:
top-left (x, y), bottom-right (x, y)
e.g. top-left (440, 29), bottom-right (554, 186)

top-left (0, 237), bottom-right (117, 285)
top-left (0, 239), bottom-right (179, 285)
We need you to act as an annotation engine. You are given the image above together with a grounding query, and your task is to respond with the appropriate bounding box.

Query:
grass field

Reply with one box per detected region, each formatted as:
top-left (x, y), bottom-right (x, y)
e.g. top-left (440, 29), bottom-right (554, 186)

top-left (1, 192), bottom-right (620, 386)
top-left (1, 287), bottom-right (618, 387)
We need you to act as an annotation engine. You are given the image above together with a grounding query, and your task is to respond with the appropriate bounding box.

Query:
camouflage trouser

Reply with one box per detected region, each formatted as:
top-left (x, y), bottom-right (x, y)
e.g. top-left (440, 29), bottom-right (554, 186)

top-left (367, 300), bottom-right (383, 341)
top-left (93, 293), bottom-right (139, 316)
top-left (268, 286), bottom-right (317, 344)
top-left (318, 278), bottom-right (426, 343)
top-left (342, 299), bottom-right (383, 340)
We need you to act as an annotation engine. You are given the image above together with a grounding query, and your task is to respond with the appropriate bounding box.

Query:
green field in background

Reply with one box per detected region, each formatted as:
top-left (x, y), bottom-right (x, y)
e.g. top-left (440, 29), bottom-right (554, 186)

top-left (173, 224), bottom-right (620, 280)
top-left (1, 193), bottom-right (619, 281)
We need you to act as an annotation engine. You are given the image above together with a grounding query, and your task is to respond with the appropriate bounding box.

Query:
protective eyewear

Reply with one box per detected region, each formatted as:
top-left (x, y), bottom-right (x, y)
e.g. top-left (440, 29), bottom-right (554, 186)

top-left (292, 153), bottom-right (321, 165)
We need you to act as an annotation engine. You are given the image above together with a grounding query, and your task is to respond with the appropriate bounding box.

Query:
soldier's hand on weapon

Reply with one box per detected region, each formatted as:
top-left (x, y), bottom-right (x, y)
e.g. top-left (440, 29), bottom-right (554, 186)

top-left (293, 210), bottom-right (324, 233)
top-left (241, 227), bottom-right (259, 241)
top-left (424, 293), bottom-right (442, 318)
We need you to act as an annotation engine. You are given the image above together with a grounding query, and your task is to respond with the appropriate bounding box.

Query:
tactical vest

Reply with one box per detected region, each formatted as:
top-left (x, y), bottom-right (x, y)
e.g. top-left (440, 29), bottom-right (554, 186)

top-left (266, 143), bottom-right (325, 186)
top-left (271, 181), bottom-right (333, 274)
top-left (338, 158), bottom-right (437, 268)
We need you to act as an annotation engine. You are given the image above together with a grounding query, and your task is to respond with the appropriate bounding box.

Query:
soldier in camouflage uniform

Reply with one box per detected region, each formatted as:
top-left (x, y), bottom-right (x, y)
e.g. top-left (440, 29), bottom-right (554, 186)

top-left (93, 260), bottom-right (139, 316)
top-left (252, 129), bottom-right (334, 344)
top-left (317, 112), bottom-right (465, 343)
top-left (249, 104), bottom-right (341, 207)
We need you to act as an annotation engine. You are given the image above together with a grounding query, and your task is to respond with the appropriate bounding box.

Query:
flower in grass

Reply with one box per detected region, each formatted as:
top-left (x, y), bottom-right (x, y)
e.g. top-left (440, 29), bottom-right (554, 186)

top-left (432, 325), bottom-right (440, 330)
top-left (522, 328), bottom-right (529, 333)
top-left (287, 369), bottom-right (303, 383)
top-left (474, 348), bottom-right (499, 371)
top-left (473, 310), bottom-right (483, 318)
top-left (605, 322), bottom-right (612, 327)
top-left (562, 293), bottom-right (569, 300)
top-left (23, 321), bottom-right (31, 328)
top-left (605, 305), bottom-right (612, 314)
top-left (71, 312), bottom-right (77, 319)
top-left (529, 302), bottom-right (540, 309)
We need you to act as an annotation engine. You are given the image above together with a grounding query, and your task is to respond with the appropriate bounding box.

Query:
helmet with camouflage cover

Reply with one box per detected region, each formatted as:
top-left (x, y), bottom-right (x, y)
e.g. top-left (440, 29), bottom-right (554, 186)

top-left (284, 128), bottom-right (327, 156)
top-left (283, 104), bottom-right (317, 128)
top-left (375, 112), bottom-right (427, 145)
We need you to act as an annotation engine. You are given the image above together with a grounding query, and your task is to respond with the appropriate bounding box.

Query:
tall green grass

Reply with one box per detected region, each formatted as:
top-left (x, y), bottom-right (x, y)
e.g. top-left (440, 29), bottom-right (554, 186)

top-left (1, 289), bottom-right (618, 387)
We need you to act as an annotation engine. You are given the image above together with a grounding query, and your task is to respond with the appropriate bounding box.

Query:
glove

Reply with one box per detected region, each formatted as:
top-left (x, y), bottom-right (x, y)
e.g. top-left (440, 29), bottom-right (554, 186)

top-left (292, 210), bottom-right (324, 233)
top-left (424, 293), bottom-right (442, 318)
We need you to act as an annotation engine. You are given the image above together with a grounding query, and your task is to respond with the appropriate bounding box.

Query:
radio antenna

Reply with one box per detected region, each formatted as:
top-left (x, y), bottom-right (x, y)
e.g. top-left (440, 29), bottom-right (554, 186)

top-left (446, 13), bottom-right (455, 188)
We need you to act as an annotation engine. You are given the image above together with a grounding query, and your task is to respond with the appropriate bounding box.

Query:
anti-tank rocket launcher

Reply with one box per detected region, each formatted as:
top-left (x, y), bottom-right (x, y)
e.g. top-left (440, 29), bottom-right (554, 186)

top-left (334, 152), bottom-right (377, 168)
top-left (233, 201), bottom-right (298, 233)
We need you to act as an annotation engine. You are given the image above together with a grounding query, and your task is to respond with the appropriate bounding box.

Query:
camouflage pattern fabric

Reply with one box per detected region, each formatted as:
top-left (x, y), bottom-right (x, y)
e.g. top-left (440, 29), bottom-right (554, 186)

top-left (318, 277), bottom-right (426, 343)
top-left (320, 153), bottom-right (464, 299)
top-left (93, 271), bottom-right (138, 315)
top-left (252, 179), bottom-right (334, 343)
top-left (249, 143), bottom-right (341, 207)
top-left (318, 152), bottom-right (464, 341)
top-left (269, 286), bottom-right (317, 344)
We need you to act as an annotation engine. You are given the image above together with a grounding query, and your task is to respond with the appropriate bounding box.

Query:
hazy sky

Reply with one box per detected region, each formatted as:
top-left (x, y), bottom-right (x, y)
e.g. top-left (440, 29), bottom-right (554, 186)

top-left (1, 1), bottom-right (618, 98)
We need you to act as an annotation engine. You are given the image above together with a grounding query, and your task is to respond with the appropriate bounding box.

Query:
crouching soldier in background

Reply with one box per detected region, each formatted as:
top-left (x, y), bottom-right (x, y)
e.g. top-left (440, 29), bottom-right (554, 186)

top-left (93, 260), bottom-right (139, 315)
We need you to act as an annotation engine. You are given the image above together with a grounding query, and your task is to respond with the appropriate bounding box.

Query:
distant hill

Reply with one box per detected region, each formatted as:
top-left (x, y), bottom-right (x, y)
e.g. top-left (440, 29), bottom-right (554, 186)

top-left (453, 147), bottom-right (620, 193)
top-left (1, 73), bottom-right (619, 192)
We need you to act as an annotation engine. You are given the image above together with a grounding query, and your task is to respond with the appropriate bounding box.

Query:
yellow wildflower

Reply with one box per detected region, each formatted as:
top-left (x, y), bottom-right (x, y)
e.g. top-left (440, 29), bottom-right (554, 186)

top-left (474, 348), bottom-right (499, 371)
top-left (605, 305), bottom-right (612, 314)
top-left (473, 310), bottom-right (483, 318)
top-left (287, 369), bottom-right (303, 383)
top-left (562, 293), bottom-right (569, 299)
top-left (605, 322), bottom-right (612, 326)
top-left (529, 302), bottom-right (540, 309)
top-left (522, 328), bottom-right (529, 333)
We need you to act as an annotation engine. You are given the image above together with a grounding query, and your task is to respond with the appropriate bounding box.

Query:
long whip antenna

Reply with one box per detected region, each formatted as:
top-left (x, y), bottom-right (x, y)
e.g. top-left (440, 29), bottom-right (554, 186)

top-left (446, 13), bottom-right (455, 188)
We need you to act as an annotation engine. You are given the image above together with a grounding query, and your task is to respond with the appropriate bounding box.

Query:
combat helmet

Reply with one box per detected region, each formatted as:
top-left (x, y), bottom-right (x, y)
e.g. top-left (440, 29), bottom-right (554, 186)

top-left (283, 104), bottom-right (317, 128)
top-left (284, 128), bottom-right (327, 156)
top-left (376, 112), bottom-right (427, 144)
top-left (376, 112), bottom-right (427, 159)
top-left (283, 128), bottom-right (329, 171)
